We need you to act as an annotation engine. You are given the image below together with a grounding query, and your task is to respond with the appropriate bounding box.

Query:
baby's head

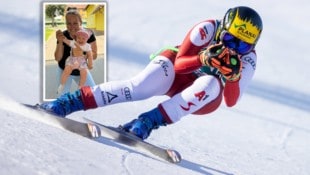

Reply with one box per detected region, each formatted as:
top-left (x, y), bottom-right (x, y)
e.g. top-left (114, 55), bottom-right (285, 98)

top-left (76, 29), bottom-right (90, 43)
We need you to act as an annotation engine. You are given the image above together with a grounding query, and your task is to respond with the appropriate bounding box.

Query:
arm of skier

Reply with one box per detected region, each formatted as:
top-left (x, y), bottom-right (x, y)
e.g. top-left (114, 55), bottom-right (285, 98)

top-left (198, 43), bottom-right (257, 107)
top-left (54, 30), bottom-right (65, 62)
top-left (223, 52), bottom-right (257, 107)
top-left (174, 20), bottom-right (218, 74)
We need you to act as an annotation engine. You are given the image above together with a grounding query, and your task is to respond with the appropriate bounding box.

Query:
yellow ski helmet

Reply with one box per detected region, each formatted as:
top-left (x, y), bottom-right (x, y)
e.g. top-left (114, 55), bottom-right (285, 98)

top-left (220, 6), bottom-right (263, 45)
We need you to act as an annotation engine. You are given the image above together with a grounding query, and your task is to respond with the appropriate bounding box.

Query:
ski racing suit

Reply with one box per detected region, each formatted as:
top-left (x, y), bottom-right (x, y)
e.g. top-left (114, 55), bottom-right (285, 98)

top-left (79, 19), bottom-right (257, 124)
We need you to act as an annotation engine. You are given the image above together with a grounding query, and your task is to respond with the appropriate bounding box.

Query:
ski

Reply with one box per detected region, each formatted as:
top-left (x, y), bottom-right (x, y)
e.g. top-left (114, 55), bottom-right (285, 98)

top-left (22, 104), bottom-right (181, 163)
top-left (22, 104), bottom-right (101, 138)
top-left (85, 118), bottom-right (182, 163)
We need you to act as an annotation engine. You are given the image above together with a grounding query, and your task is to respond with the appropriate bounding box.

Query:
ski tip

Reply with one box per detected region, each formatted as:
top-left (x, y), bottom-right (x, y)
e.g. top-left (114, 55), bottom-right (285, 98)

top-left (22, 103), bottom-right (39, 109)
top-left (166, 149), bottom-right (182, 163)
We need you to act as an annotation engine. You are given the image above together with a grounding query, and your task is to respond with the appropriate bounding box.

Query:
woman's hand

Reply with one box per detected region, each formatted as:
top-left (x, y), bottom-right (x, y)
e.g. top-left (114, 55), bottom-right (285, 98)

top-left (56, 30), bottom-right (65, 43)
top-left (54, 30), bottom-right (65, 62)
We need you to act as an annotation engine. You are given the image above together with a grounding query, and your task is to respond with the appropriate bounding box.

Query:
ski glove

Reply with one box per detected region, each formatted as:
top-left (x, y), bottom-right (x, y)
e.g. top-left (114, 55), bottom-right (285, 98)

top-left (199, 43), bottom-right (242, 81)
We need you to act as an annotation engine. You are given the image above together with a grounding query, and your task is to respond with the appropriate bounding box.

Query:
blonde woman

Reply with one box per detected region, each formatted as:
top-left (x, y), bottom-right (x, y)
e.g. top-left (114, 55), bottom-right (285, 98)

top-left (54, 7), bottom-right (97, 95)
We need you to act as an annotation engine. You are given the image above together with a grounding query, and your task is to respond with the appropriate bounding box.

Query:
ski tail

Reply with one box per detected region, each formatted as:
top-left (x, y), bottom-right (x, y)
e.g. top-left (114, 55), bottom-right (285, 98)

top-left (85, 117), bottom-right (182, 163)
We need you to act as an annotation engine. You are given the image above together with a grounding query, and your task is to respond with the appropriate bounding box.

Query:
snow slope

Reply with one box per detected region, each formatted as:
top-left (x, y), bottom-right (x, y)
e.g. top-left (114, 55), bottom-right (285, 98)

top-left (0, 0), bottom-right (309, 174)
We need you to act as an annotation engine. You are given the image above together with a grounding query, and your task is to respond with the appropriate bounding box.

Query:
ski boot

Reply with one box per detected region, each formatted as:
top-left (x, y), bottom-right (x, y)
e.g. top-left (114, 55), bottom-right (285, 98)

top-left (122, 107), bottom-right (167, 140)
top-left (39, 90), bottom-right (84, 117)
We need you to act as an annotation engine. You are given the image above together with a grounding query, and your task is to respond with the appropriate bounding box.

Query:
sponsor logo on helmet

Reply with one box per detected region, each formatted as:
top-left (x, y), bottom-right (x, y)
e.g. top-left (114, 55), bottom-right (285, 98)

top-left (227, 10), bottom-right (260, 44)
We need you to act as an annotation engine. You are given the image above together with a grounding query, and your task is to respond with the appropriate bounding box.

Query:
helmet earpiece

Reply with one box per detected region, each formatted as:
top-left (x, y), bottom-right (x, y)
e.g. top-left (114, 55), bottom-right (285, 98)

top-left (216, 8), bottom-right (232, 42)
top-left (222, 8), bottom-right (232, 29)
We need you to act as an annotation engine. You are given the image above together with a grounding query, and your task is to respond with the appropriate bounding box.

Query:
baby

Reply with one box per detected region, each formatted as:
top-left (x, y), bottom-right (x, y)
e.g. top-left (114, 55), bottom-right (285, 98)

top-left (57, 29), bottom-right (93, 94)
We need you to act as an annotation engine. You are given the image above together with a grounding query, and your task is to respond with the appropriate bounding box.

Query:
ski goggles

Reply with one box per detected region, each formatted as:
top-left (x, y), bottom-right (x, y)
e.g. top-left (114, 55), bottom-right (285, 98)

top-left (220, 30), bottom-right (254, 54)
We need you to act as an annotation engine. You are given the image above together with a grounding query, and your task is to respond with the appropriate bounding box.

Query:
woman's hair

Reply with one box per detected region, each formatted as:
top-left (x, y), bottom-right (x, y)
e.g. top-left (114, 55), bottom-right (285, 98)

top-left (66, 7), bottom-right (82, 24)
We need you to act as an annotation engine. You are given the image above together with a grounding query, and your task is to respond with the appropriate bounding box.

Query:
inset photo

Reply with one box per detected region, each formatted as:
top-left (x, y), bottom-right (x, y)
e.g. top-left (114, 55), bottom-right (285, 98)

top-left (43, 2), bottom-right (107, 101)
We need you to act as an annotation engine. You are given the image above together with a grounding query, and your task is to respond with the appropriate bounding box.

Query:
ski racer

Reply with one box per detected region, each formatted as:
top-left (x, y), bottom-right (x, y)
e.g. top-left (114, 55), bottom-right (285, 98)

top-left (40, 6), bottom-right (263, 140)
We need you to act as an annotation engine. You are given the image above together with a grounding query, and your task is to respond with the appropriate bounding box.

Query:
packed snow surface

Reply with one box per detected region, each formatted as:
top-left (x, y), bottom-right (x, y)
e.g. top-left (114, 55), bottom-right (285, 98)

top-left (0, 0), bottom-right (309, 174)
